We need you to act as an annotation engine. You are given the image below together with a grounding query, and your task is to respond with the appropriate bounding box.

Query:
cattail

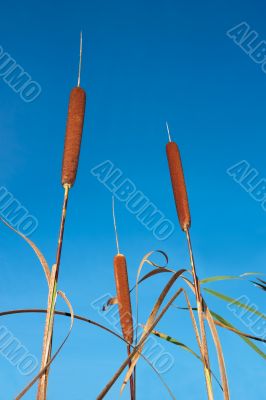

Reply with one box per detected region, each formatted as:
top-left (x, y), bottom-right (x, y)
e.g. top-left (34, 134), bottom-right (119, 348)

top-left (112, 197), bottom-right (134, 399)
top-left (114, 253), bottom-right (133, 344)
top-left (61, 86), bottom-right (86, 187)
top-left (112, 197), bottom-right (133, 344)
top-left (166, 125), bottom-right (191, 231)
top-left (37, 33), bottom-right (86, 400)
top-left (165, 124), bottom-right (215, 399)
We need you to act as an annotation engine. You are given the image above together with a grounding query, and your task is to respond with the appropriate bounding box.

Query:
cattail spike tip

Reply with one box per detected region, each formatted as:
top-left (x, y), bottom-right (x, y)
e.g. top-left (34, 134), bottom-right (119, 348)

top-left (77, 31), bottom-right (83, 87)
top-left (166, 121), bottom-right (172, 142)
top-left (112, 196), bottom-right (120, 254)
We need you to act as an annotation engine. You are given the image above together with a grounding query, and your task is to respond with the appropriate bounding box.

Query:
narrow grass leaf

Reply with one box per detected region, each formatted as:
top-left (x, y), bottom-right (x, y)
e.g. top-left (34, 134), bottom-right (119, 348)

top-left (201, 272), bottom-right (263, 285)
top-left (210, 310), bottom-right (266, 360)
top-left (204, 288), bottom-right (266, 321)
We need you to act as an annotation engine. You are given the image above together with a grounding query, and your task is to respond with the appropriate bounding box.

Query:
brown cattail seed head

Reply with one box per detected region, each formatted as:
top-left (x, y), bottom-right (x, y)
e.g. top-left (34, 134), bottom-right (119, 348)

top-left (166, 141), bottom-right (191, 231)
top-left (61, 87), bottom-right (86, 187)
top-left (114, 254), bottom-right (133, 344)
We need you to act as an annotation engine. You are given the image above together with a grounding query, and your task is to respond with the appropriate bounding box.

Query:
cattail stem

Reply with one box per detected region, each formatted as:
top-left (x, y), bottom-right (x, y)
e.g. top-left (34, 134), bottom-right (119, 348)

top-left (165, 125), bottom-right (212, 398)
top-left (36, 265), bottom-right (57, 399)
top-left (37, 184), bottom-right (70, 399)
top-left (185, 229), bottom-right (213, 400)
top-left (38, 34), bottom-right (86, 398)
top-left (127, 344), bottom-right (135, 400)
top-left (55, 184), bottom-right (70, 280)
top-left (185, 229), bottom-right (200, 303)
top-left (185, 228), bottom-right (213, 399)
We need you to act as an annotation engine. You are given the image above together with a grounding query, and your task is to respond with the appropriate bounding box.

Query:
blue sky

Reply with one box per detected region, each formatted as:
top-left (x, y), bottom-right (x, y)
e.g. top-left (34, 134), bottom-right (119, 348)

top-left (0, 0), bottom-right (266, 398)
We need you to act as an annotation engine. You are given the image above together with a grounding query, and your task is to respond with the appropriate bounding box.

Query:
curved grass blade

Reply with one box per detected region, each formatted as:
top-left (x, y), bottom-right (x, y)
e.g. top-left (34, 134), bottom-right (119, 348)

top-left (151, 328), bottom-right (201, 360)
top-left (15, 291), bottom-right (74, 399)
top-left (252, 280), bottom-right (266, 291)
top-left (133, 250), bottom-right (176, 393)
top-left (183, 277), bottom-right (229, 400)
top-left (0, 216), bottom-right (50, 284)
top-left (134, 250), bottom-right (181, 344)
top-left (97, 287), bottom-right (183, 399)
top-left (130, 267), bottom-right (173, 293)
top-left (143, 250), bottom-right (169, 268)
top-left (200, 276), bottom-right (239, 285)
top-left (175, 306), bottom-right (266, 344)
top-left (256, 278), bottom-right (266, 285)
top-left (122, 269), bottom-right (186, 395)
top-left (205, 308), bottom-right (229, 399)
top-left (151, 327), bottom-right (223, 391)
top-left (102, 296), bottom-right (118, 311)
top-left (204, 288), bottom-right (266, 321)
top-left (0, 308), bottom-right (175, 399)
top-left (210, 310), bottom-right (266, 360)
top-left (37, 264), bottom-right (57, 397)
top-left (201, 272), bottom-right (264, 285)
